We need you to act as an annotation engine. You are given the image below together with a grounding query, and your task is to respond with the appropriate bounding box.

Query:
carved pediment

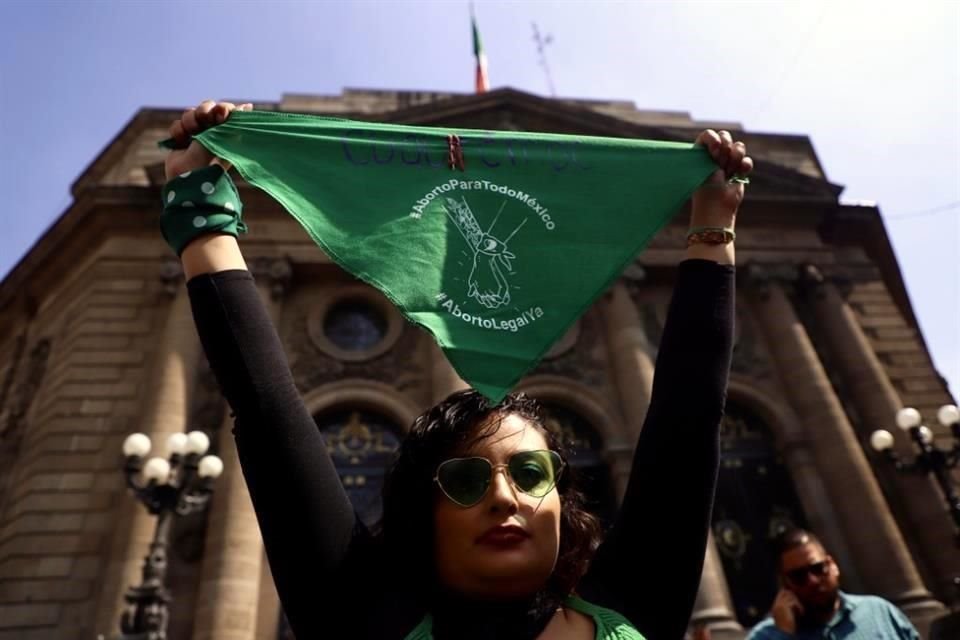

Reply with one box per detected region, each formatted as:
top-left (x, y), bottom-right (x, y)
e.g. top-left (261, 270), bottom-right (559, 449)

top-left (384, 88), bottom-right (676, 140)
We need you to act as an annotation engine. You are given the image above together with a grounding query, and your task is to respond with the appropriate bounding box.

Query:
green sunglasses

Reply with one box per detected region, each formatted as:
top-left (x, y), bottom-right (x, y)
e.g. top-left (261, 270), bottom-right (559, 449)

top-left (434, 450), bottom-right (565, 507)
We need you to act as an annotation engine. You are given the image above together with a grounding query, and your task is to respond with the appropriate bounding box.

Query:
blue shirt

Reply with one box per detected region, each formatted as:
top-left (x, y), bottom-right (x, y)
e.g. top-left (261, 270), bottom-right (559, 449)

top-left (746, 592), bottom-right (919, 640)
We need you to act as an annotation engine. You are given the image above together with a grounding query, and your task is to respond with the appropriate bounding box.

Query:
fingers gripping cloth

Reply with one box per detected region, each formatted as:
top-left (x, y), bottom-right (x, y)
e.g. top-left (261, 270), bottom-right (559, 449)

top-left (160, 165), bottom-right (248, 256)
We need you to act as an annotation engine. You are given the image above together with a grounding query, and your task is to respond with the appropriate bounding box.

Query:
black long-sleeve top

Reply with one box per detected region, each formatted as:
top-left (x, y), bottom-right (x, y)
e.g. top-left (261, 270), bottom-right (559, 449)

top-left (186, 258), bottom-right (735, 640)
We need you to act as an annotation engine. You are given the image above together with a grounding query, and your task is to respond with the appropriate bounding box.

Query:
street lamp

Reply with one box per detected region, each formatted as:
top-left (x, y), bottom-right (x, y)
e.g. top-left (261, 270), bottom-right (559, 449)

top-left (870, 404), bottom-right (960, 542)
top-left (118, 431), bottom-right (223, 640)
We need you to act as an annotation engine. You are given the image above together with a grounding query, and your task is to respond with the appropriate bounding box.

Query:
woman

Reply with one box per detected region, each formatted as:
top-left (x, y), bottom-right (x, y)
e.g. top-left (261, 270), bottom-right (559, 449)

top-left (166, 100), bottom-right (752, 639)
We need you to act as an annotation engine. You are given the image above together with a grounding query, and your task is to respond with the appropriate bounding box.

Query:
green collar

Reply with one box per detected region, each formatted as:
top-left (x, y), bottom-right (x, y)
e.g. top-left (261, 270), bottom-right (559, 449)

top-left (404, 595), bottom-right (646, 640)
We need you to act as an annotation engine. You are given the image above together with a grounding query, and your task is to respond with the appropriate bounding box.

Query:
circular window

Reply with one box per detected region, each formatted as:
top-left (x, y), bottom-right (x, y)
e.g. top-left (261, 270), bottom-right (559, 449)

top-left (308, 286), bottom-right (404, 362)
top-left (323, 300), bottom-right (387, 352)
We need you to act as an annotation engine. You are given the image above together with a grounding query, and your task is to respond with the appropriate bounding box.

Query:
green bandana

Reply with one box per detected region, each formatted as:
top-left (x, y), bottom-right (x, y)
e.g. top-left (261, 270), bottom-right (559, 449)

top-left (163, 110), bottom-right (717, 401)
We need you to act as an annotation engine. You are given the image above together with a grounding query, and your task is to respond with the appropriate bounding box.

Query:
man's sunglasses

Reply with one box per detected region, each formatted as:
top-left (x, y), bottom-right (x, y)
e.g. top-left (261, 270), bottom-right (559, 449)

top-left (786, 560), bottom-right (830, 585)
top-left (434, 450), bottom-right (565, 508)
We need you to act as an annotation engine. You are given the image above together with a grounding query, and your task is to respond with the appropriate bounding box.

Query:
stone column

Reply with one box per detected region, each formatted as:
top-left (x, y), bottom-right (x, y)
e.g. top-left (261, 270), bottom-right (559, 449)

top-left (600, 282), bottom-right (656, 439)
top-left (745, 266), bottom-right (941, 618)
top-left (801, 265), bottom-right (960, 598)
top-left (254, 560), bottom-right (282, 640)
top-left (779, 444), bottom-right (864, 589)
top-left (603, 444), bottom-right (635, 503)
top-left (599, 281), bottom-right (657, 497)
top-left (431, 342), bottom-right (468, 404)
top-left (691, 533), bottom-right (744, 639)
top-left (94, 262), bottom-right (201, 635)
top-left (192, 259), bottom-right (292, 640)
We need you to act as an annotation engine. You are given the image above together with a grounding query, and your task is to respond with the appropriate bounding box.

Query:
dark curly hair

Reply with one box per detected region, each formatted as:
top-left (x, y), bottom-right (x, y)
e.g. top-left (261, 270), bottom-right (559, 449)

top-left (378, 389), bottom-right (603, 603)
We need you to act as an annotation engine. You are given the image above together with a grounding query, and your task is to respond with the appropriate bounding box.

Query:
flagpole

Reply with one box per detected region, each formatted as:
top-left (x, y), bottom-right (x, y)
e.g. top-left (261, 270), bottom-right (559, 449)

top-left (471, 2), bottom-right (489, 93)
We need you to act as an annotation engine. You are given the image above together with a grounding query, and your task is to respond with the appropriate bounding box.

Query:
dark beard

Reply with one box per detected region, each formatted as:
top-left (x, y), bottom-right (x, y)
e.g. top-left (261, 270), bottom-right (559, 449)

top-left (798, 589), bottom-right (840, 627)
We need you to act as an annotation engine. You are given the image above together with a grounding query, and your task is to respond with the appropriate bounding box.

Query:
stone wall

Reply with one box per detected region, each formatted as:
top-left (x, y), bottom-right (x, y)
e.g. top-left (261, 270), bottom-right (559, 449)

top-left (0, 257), bottom-right (165, 639)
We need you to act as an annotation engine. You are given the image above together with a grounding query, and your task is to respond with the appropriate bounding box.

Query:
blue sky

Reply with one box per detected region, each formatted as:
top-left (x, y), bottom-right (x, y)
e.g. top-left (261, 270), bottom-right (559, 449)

top-left (1, 0), bottom-right (957, 405)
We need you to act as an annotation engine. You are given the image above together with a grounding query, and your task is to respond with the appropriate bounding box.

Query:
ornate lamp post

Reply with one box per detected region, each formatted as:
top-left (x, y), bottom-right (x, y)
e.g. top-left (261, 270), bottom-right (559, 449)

top-left (118, 430), bottom-right (224, 640)
top-left (870, 404), bottom-right (960, 542)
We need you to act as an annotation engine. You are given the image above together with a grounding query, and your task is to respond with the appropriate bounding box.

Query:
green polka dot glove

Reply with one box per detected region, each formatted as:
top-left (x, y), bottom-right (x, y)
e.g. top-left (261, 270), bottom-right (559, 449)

top-left (160, 165), bottom-right (248, 256)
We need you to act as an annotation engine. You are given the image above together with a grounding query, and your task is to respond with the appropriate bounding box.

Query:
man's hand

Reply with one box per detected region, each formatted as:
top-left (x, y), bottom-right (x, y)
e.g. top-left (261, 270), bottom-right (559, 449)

top-left (690, 129), bottom-right (753, 230)
top-left (164, 100), bottom-right (252, 181)
top-left (771, 588), bottom-right (803, 635)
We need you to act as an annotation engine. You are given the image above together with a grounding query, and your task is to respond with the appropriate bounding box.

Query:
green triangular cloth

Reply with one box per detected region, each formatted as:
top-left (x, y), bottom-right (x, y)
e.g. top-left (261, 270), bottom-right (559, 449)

top-left (166, 110), bottom-right (717, 401)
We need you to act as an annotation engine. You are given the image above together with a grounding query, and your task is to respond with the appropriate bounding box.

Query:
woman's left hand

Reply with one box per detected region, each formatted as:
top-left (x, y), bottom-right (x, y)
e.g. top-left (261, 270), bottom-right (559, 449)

top-left (690, 129), bottom-right (754, 229)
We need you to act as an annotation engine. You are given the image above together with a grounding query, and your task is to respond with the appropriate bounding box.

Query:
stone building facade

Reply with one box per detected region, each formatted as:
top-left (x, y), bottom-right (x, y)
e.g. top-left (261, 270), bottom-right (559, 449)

top-left (0, 88), bottom-right (957, 638)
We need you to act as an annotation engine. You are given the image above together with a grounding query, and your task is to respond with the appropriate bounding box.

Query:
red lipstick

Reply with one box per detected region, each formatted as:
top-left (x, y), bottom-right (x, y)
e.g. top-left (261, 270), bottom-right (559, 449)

top-left (477, 524), bottom-right (530, 547)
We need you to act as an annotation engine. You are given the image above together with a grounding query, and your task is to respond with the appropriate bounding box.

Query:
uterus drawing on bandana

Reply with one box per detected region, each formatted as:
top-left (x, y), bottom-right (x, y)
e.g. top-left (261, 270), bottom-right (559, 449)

top-left (443, 196), bottom-right (527, 310)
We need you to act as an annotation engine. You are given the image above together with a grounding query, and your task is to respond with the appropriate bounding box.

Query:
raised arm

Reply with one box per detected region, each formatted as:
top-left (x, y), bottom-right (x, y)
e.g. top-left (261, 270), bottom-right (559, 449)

top-left (165, 101), bottom-right (380, 638)
top-left (580, 130), bottom-right (751, 640)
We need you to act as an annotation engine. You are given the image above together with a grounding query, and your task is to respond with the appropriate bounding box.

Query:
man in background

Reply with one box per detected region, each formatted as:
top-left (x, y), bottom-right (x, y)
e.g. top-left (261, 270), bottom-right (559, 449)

top-left (747, 529), bottom-right (919, 639)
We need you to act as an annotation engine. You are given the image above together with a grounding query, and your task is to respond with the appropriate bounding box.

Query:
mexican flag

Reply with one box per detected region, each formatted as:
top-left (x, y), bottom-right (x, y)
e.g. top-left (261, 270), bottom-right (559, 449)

top-left (472, 13), bottom-right (489, 93)
top-left (164, 110), bottom-right (716, 401)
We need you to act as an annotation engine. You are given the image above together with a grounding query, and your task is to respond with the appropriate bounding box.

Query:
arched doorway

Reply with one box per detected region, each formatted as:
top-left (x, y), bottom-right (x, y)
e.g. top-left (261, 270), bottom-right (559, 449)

top-left (314, 408), bottom-right (403, 526)
top-left (277, 407), bottom-right (402, 639)
top-left (540, 403), bottom-right (617, 528)
top-left (712, 401), bottom-right (807, 628)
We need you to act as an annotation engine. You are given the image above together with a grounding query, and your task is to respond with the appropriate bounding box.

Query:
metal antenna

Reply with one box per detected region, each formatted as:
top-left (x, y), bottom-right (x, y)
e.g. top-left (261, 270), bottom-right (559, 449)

top-left (531, 22), bottom-right (556, 97)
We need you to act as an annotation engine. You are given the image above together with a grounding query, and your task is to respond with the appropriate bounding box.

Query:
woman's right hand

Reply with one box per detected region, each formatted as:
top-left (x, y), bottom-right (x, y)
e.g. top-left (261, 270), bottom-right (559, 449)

top-left (164, 100), bottom-right (252, 182)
